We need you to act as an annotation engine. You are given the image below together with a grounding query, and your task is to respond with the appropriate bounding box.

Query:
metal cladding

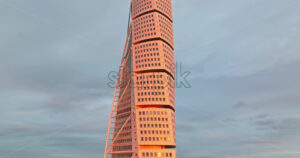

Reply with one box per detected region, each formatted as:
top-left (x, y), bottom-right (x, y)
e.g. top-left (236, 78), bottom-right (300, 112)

top-left (133, 40), bottom-right (175, 77)
top-left (105, 0), bottom-right (176, 157)
top-left (131, 0), bottom-right (173, 21)
top-left (132, 12), bottom-right (174, 48)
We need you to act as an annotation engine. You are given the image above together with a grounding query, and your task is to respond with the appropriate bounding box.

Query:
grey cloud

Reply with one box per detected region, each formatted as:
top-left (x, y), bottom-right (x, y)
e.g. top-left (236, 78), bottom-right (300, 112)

top-left (271, 118), bottom-right (300, 132)
top-left (239, 139), bottom-right (282, 145)
top-left (255, 119), bottom-right (277, 126)
top-left (176, 121), bottom-right (198, 133)
top-left (233, 101), bottom-right (247, 108)
top-left (223, 113), bottom-right (269, 124)
top-left (255, 114), bottom-right (269, 119)
top-left (254, 117), bottom-right (300, 139)
top-left (222, 118), bottom-right (238, 123)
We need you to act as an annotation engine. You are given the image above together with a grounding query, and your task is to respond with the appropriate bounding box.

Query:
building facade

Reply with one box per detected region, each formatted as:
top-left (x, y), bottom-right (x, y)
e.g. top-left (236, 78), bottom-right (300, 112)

top-left (105, 0), bottom-right (176, 157)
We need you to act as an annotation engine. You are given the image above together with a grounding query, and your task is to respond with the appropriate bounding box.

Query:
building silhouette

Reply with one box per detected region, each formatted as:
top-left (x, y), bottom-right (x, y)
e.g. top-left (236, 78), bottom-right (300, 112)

top-left (105, 0), bottom-right (176, 157)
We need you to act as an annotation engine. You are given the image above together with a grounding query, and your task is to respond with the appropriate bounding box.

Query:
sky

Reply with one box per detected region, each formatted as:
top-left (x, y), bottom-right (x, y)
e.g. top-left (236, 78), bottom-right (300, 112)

top-left (0, 0), bottom-right (300, 158)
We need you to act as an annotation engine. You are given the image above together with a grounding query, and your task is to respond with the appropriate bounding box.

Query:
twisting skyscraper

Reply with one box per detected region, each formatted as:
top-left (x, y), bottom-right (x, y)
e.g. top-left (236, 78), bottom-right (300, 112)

top-left (104, 0), bottom-right (176, 157)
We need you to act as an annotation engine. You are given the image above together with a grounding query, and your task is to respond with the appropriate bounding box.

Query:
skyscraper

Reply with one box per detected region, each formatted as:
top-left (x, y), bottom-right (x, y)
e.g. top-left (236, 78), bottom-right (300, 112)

top-left (104, 0), bottom-right (176, 157)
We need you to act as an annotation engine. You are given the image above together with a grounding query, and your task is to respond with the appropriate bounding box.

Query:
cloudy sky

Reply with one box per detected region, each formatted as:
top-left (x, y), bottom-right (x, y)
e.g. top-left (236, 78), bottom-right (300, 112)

top-left (0, 0), bottom-right (300, 158)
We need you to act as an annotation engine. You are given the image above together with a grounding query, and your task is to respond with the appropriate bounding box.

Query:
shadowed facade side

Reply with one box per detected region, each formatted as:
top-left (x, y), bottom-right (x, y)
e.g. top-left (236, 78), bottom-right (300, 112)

top-left (105, 0), bottom-right (176, 157)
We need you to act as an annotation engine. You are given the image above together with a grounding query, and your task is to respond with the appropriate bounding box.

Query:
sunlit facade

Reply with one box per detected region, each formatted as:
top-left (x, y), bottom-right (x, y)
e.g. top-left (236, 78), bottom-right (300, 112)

top-left (105, 0), bottom-right (176, 157)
